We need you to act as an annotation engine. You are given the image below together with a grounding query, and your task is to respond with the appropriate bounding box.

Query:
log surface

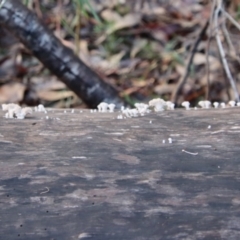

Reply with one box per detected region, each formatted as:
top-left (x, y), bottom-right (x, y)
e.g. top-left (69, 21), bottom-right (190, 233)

top-left (0, 108), bottom-right (240, 240)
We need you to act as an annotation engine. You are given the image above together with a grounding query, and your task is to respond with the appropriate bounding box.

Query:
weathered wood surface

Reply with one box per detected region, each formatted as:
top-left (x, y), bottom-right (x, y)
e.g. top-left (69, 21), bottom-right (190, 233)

top-left (1, 108), bottom-right (240, 240)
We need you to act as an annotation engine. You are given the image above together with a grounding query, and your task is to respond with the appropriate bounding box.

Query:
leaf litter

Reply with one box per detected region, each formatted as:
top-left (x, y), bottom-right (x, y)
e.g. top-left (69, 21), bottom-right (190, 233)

top-left (0, 0), bottom-right (240, 108)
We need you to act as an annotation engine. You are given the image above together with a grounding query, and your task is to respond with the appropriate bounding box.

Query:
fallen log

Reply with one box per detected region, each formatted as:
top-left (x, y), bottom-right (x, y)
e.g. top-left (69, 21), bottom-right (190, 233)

top-left (1, 107), bottom-right (240, 239)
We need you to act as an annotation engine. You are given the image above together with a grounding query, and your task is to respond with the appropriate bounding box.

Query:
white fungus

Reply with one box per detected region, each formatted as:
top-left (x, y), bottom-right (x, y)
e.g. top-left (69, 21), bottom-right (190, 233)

top-left (198, 100), bottom-right (211, 109)
top-left (228, 100), bottom-right (235, 107)
top-left (220, 102), bottom-right (226, 108)
top-left (237, 102), bottom-right (240, 107)
top-left (122, 108), bottom-right (139, 118)
top-left (2, 104), bottom-right (32, 119)
top-left (213, 102), bottom-right (219, 108)
top-left (97, 102), bottom-right (109, 112)
top-left (36, 104), bottom-right (46, 112)
top-left (181, 101), bottom-right (190, 110)
top-left (108, 103), bottom-right (116, 112)
top-left (134, 103), bottom-right (149, 114)
top-left (148, 98), bottom-right (167, 112)
top-left (168, 138), bottom-right (173, 144)
top-left (166, 101), bottom-right (175, 110)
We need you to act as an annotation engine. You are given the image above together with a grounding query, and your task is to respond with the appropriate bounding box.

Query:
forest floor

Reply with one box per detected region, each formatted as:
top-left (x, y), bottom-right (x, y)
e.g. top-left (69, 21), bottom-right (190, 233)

top-left (0, 0), bottom-right (240, 108)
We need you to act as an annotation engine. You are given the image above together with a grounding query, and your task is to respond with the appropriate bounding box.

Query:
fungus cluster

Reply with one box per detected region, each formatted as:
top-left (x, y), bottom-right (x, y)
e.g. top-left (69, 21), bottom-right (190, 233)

top-left (97, 102), bottom-right (116, 112)
top-left (228, 100), bottom-right (235, 107)
top-left (2, 104), bottom-right (32, 119)
top-left (148, 98), bottom-right (167, 112)
top-left (198, 100), bottom-right (211, 109)
top-left (34, 104), bottom-right (46, 112)
top-left (181, 101), bottom-right (190, 110)
top-left (134, 103), bottom-right (149, 114)
top-left (148, 98), bottom-right (175, 112)
top-left (213, 102), bottom-right (219, 108)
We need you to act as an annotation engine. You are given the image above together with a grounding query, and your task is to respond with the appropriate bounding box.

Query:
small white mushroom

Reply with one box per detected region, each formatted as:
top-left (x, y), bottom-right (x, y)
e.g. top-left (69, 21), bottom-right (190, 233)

top-left (198, 101), bottom-right (204, 108)
top-left (134, 103), bottom-right (149, 114)
top-left (148, 98), bottom-right (167, 112)
top-left (181, 101), bottom-right (190, 110)
top-left (2, 103), bottom-right (21, 111)
top-left (205, 101), bottom-right (211, 108)
top-left (122, 108), bottom-right (139, 118)
top-left (2, 104), bottom-right (9, 111)
top-left (97, 102), bottom-right (109, 112)
top-left (220, 102), bottom-right (226, 108)
top-left (237, 102), bottom-right (240, 107)
top-left (213, 102), bottom-right (219, 108)
top-left (37, 104), bottom-right (45, 112)
top-left (198, 100), bottom-right (211, 109)
top-left (15, 107), bottom-right (32, 119)
top-left (108, 103), bottom-right (116, 112)
top-left (166, 101), bottom-right (175, 110)
top-left (5, 109), bottom-right (15, 118)
top-left (228, 100), bottom-right (235, 107)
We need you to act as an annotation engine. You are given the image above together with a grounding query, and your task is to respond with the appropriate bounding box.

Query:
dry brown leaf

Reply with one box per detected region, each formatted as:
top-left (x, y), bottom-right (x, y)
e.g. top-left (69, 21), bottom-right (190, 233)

top-left (95, 51), bottom-right (125, 71)
top-left (33, 77), bottom-right (66, 91)
top-left (0, 83), bottom-right (25, 103)
top-left (175, 64), bottom-right (185, 76)
top-left (193, 53), bottom-right (221, 71)
top-left (130, 39), bottom-right (147, 58)
top-left (101, 9), bottom-right (122, 22)
top-left (154, 84), bottom-right (176, 95)
top-left (133, 78), bottom-right (154, 87)
top-left (108, 13), bottom-right (141, 34)
top-left (96, 13), bottom-right (141, 44)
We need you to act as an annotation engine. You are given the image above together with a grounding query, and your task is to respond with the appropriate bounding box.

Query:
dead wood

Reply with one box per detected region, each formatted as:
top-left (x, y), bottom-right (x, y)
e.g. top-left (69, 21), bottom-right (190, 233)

top-left (0, 0), bottom-right (126, 108)
top-left (1, 107), bottom-right (240, 239)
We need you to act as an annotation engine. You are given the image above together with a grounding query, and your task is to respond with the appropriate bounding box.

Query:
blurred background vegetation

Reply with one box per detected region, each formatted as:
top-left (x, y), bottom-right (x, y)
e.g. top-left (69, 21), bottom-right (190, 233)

top-left (0, 0), bottom-right (240, 108)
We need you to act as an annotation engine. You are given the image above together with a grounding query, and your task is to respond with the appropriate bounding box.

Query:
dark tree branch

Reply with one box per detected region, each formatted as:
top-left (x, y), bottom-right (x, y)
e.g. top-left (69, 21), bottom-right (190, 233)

top-left (0, 0), bottom-right (127, 108)
top-left (171, 20), bottom-right (209, 105)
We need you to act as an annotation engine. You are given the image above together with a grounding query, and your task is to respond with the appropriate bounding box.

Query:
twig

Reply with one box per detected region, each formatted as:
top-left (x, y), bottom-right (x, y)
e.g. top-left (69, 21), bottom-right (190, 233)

top-left (214, 0), bottom-right (239, 101)
top-left (223, 10), bottom-right (240, 32)
top-left (205, 0), bottom-right (216, 100)
top-left (182, 149), bottom-right (198, 155)
top-left (40, 187), bottom-right (50, 194)
top-left (171, 20), bottom-right (209, 104)
top-left (221, 8), bottom-right (240, 65)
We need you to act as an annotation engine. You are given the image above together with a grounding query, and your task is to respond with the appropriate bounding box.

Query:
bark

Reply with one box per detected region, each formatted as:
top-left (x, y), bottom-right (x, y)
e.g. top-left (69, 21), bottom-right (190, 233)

top-left (1, 107), bottom-right (240, 239)
top-left (0, 0), bottom-right (126, 108)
